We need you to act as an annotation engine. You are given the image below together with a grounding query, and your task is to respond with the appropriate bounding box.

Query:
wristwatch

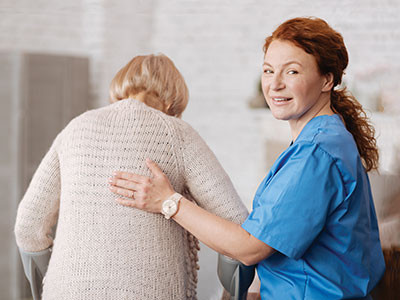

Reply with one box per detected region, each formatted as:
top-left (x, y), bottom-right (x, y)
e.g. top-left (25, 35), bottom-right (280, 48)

top-left (161, 192), bottom-right (182, 219)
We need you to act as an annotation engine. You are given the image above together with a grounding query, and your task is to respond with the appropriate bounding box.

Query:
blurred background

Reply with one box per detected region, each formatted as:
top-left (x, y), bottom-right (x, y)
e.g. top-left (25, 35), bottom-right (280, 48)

top-left (1, 0), bottom-right (400, 299)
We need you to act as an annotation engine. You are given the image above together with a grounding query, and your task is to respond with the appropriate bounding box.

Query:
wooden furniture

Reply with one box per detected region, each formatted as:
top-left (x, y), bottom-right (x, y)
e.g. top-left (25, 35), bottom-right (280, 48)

top-left (371, 247), bottom-right (400, 300)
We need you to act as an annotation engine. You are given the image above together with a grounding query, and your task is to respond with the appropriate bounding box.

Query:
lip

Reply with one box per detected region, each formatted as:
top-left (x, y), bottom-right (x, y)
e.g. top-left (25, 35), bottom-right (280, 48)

top-left (270, 96), bottom-right (293, 104)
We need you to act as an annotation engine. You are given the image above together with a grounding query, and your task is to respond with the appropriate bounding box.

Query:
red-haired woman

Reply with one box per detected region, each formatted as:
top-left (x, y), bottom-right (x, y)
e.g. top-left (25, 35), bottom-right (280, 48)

top-left (110, 18), bottom-right (385, 299)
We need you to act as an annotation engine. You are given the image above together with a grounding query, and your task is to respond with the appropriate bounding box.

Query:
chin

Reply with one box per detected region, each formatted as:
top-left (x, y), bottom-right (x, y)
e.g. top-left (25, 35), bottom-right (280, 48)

top-left (270, 111), bottom-right (290, 121)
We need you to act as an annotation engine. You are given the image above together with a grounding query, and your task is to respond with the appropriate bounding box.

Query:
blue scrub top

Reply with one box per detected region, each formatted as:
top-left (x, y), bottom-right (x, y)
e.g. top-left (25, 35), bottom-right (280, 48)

top-left (242, 115), bottom-right (385, 299)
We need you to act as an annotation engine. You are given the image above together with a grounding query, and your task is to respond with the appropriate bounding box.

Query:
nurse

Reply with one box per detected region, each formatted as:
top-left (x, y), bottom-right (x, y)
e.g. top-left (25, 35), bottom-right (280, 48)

top-left (109, 17), bottom-right (385, 299)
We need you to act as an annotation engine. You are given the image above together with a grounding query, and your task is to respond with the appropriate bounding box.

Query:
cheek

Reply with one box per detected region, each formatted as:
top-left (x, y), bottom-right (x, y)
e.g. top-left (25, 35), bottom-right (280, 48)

top-left (261, 77), bottom-right (269, 95)
top-left (295, 76), bottom-right (322, 97)
top-left (289, 80), bottom-right (307, 98)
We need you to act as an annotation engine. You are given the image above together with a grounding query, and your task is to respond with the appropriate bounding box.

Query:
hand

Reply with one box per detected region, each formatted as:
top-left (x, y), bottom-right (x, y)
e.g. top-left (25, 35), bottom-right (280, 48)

top-left (109, 159), bottom-right (175, 213)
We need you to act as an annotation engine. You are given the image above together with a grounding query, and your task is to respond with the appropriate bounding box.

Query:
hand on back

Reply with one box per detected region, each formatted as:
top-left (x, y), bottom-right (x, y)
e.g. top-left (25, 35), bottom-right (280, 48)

top-left (109, 159), bottom-right (175, 213)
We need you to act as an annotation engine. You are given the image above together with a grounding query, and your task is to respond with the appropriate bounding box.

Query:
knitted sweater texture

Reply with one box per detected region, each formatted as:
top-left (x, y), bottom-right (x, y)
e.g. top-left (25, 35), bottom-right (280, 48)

top-left (15, 99), bottom-right (249, 300)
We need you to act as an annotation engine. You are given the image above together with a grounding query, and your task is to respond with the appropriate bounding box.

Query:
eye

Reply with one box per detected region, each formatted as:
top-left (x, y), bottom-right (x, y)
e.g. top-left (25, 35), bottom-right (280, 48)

top-left (288, 70), bottom-right (298, 75)
top-left (263, 68), bottom-right (273, 74)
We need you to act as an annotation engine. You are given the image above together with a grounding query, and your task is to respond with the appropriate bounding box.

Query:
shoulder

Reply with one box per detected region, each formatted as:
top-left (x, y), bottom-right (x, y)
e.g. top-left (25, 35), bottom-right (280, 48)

top-left (276, 141), bottom-right (339, 179)
top-left (61, 105), bottom-right (111, 130)
top-left (293, 115), bottom-right (361, 190)
top-left (294, 115), bottom-right (359, 168)
top-left (171, 117), bottom-right (201, 138)
top-left (272, 124), bottom-right (351, 190)
top-left (311, 116), bottom-right (360, 179)
top-left (312, 116), bottom-right (357, 158)
top-left (63, 100), bottom-right (194, 133)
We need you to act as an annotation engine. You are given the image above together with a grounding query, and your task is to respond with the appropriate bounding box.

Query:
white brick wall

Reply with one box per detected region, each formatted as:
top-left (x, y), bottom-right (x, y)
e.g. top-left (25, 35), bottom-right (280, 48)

top-left (1, 0), bottom-right (400, 298)
top-left (149, 0), bottom-right (400, 204)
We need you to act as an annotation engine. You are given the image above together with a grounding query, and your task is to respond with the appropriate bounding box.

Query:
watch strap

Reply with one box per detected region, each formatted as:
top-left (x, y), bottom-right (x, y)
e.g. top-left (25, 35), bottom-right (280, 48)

top-left (162, 192), bottom-right (182, 219)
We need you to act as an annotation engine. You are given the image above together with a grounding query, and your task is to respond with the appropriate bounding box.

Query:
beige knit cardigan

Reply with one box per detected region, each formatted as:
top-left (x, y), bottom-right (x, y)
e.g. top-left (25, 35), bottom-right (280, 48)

top-left (15, 99), bottom-right (249, 300)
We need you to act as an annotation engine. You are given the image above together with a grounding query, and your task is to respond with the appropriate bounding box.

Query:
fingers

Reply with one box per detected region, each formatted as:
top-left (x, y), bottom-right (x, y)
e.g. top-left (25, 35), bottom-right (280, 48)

top-left (113, 171), bottom-right (149, 183)
top-left (146, 159), bottom-right (165, 178)
top-left (110, 187), bottom-right (147, 209)
top-left (109, 177), bottom-right (138, 191)
top-left (109, 185), bottom-right (135, 198)
top-left (109, 170), bottom-right (152, 201)
top-left (110, 162), bottom-right (169, 214)
top-left (113, 159), bottom-right (164, 182)
top-left (115, 197), bottom-right (136, 208)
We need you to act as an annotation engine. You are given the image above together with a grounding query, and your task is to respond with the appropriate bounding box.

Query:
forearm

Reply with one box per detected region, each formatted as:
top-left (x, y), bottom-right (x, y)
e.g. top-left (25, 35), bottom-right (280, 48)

top-left (111, 160), bottom-right (274, 264)
top-left (14, 190), bottom-right (58, 252)
top-left (173, 197), bottom-right (268, 265)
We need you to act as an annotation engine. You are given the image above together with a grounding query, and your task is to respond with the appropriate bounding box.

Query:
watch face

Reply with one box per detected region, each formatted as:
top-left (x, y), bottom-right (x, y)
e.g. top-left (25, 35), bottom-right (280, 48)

top-left (162, 199), bottom-right (177, 215)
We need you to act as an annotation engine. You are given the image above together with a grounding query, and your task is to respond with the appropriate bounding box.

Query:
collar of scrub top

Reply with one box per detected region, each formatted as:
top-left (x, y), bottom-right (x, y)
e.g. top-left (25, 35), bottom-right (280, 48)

top-left (289, 114), bottom-right (342, 146)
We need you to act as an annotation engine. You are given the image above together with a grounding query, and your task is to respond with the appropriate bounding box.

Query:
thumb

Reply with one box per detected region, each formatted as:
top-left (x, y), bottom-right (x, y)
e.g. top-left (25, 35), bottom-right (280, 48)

top-left (146, 158), bottom-right (164, 177)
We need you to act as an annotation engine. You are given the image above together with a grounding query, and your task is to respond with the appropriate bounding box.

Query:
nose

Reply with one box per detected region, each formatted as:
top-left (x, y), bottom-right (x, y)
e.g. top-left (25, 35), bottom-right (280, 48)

top-left (270, 73), bottom-right (285, 91)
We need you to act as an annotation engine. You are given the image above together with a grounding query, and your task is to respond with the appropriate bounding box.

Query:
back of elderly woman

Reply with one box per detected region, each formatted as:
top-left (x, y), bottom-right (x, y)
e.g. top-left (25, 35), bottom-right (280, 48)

top-left (15, 54), bottom-right (248, 300)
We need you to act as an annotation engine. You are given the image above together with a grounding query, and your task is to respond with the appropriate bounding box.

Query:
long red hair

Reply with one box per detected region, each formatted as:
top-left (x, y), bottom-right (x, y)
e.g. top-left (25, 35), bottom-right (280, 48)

top-left (264, 17), bottom-right (378, 171)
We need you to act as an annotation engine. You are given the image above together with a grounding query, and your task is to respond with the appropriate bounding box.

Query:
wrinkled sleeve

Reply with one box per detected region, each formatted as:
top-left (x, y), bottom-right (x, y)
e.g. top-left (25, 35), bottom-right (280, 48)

top-left (15, 134), bottom-right (62, 252)
top-left (177, 122), bottom-right (248, 224)
top-left (242, 142), bottom-right (344, 259)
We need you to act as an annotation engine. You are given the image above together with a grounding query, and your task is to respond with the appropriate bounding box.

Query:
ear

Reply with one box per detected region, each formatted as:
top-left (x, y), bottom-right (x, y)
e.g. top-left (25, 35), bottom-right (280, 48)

top-left (321, 73), bottom-right (334, 92)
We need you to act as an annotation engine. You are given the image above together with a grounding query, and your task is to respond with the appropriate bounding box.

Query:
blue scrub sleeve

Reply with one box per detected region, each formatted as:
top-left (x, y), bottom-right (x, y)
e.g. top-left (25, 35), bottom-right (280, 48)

top-left (242, 142), bottom-right (345, 260)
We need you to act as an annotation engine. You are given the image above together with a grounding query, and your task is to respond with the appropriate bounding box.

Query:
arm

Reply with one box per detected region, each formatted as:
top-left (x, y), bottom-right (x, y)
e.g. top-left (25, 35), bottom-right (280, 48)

top-left (173, 195), bottom-right (273, 266)
top-left (15, 135), bottom-right (61, 252)
top-left (110, 159), bottom-right (275, 265)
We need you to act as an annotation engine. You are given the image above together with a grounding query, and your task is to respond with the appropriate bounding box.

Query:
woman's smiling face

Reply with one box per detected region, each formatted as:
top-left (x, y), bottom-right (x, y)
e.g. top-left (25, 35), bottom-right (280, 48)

top-left (262, 39), bottom-right (333, 136)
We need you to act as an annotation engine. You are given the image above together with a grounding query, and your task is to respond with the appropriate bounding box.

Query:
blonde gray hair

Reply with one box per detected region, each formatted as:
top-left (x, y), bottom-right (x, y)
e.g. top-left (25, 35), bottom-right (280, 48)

top-left (109, 54), bottom-right (189, 117)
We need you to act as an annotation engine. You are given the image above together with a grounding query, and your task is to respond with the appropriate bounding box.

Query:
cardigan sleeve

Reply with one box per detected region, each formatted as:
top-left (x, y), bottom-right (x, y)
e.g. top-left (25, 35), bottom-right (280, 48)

top-left (177, 122), bottom-right (249, 224)
top-left (15, 134), bottom-right (62, 252)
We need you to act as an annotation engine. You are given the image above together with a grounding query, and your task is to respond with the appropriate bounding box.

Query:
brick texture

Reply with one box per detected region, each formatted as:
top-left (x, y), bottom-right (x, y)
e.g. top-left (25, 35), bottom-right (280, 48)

top-left (1, 1), bottom-right (399, 299)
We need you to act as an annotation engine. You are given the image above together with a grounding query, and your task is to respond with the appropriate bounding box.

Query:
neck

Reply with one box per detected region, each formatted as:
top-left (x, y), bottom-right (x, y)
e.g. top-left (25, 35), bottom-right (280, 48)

top-left (132, 92), bottom-right (147, 103)
top-left (289, 96), bottom-right (334, 142)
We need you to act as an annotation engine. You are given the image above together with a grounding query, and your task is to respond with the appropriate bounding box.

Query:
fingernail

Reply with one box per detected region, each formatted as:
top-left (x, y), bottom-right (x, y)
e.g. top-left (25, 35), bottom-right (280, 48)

top-left (108, 178), bottom-right (113, 184)
top-left (113, 171), bottom-right (118, 176)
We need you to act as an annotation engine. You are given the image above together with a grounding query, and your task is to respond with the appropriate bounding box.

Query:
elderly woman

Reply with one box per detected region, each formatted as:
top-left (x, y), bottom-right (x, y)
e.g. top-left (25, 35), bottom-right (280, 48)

top-left (110, 18), bottom-right (385, 299)
top-left (15, 54), bottom-right (248, 299)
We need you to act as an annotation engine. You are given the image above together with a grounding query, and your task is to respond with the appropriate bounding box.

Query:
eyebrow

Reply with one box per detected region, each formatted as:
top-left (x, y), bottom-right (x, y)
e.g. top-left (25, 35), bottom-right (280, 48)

top-left (263, 61), bottom-right (303, 67)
